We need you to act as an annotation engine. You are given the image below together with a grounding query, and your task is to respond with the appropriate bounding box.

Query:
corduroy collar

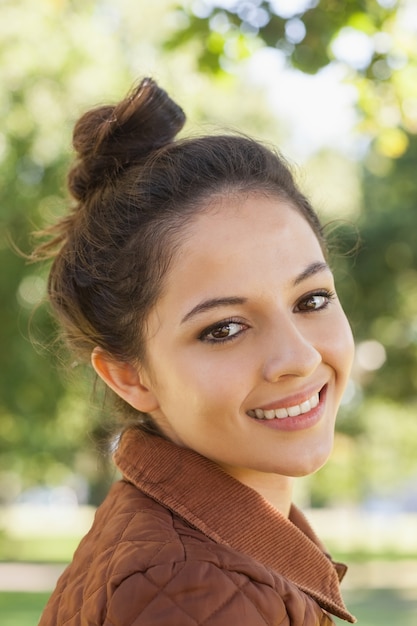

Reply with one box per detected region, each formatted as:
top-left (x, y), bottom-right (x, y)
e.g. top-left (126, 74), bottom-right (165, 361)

top-left (114, 428), bottom-right (355, 623)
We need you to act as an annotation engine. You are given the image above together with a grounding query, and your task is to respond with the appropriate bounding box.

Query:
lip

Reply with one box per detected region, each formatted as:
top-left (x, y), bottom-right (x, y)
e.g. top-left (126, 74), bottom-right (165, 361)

top-left (248, 384), bottom-right (328, 432)
top-left (250, 384), bottom-right (325, 413)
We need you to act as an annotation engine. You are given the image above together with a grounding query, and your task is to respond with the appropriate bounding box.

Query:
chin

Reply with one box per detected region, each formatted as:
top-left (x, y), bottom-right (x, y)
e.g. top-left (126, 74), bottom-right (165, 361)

top-left (287, 448), bottom-right (333, 478)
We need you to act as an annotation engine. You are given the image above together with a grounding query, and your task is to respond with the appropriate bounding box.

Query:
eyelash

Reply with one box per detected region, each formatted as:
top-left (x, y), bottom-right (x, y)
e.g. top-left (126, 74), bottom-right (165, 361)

top-left (199, 289), bottom-right (336, 345)
top-left (295, 289), bottom-right (336, 313)
top-left (199, 318), bottom-right (247, 345)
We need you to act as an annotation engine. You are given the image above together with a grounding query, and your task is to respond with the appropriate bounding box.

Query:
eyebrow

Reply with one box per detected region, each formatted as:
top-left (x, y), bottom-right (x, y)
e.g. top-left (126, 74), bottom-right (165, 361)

top-left (181, 297), bottom-right (247, 324)
top-left (181, 261), bottom-right (331, 324)
top-left (292, 261), bottom-right (330, 286)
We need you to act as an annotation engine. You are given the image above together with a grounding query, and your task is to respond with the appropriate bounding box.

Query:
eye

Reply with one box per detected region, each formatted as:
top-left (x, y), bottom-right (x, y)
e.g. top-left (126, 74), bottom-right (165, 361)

top-left (296, 290), bottom-right (336, 312)
top-left (200, 320), bottom-right (248, 344)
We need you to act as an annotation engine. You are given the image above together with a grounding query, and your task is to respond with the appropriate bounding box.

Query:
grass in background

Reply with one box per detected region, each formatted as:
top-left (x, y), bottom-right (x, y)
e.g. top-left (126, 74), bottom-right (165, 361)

top-left (0, 533), bottom-right (79, 563)
top-left (332, 549), bottom-right (417, 563)
top-left (0, 592), bottom-right (50, 626)
top-left (334, 588), bottom-right (417, 626)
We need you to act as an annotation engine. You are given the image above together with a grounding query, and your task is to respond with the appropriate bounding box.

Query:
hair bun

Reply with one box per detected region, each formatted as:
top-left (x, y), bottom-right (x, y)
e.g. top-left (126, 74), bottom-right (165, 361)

top-left (68, 78), bottom-right (186, 201)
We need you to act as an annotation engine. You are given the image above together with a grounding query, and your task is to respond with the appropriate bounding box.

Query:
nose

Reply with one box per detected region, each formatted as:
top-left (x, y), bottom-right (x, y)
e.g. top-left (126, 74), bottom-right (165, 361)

top-left (262, 318), bottom-right (322, 382)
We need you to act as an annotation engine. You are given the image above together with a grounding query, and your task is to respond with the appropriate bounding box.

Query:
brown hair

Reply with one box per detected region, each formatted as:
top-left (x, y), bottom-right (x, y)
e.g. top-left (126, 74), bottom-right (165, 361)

top-left (33, 77), bottom-right (326, 425)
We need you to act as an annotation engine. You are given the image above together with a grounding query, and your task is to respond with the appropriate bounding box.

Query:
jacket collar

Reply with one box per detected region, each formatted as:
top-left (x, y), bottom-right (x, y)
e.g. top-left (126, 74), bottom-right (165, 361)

top-left (114, 428), bottom-right (355, 623)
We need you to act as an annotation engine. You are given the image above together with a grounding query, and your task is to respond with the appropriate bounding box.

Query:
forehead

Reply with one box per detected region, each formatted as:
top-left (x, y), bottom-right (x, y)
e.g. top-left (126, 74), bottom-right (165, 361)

top-left (179, 193), bottom-right (322, 263)
top-left (143, 193), bottom-right (328, 334)
top-left (160, 193), bottom-right (325, 294)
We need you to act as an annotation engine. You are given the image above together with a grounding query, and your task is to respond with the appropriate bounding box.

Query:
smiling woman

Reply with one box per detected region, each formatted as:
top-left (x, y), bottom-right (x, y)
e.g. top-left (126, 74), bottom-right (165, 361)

top-left (34, 78), bottom-right (356, 625)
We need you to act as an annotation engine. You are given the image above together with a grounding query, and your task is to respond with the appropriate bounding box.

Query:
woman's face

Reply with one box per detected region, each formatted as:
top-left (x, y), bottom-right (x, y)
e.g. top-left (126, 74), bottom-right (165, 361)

top-left (139, 193), bottom-right (354, 479)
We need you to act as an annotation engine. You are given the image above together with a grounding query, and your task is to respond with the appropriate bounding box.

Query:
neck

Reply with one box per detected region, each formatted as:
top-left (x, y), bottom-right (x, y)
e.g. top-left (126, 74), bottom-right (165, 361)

top-left (218, 465), bottom-right (294, 517)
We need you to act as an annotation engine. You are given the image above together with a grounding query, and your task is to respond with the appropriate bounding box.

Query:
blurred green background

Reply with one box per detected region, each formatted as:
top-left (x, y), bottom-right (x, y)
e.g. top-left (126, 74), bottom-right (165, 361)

top-left (1, 0), bottom-right (417, 623)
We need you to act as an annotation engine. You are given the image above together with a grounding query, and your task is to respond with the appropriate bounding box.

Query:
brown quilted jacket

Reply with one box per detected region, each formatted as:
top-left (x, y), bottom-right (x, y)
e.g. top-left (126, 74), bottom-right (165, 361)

top-left (39, 428), bottom-right (356, 625)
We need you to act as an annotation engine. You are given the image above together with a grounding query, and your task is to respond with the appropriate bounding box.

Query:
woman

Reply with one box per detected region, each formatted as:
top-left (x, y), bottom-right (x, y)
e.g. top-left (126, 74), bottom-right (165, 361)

top-left (37, 78), bottom-right (356, 624)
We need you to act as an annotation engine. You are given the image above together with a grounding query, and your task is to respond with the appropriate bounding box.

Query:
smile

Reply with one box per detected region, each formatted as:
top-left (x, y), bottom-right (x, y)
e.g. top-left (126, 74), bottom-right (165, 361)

top-left (247, 392), bottom-right (320, 420)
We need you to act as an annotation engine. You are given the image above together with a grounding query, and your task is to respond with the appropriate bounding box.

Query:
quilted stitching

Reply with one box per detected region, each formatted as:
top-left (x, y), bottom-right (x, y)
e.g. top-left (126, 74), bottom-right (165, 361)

top-left (105, 562), bottom-right (282, 625)
top-left (39, 481), bottom-right (338, 626)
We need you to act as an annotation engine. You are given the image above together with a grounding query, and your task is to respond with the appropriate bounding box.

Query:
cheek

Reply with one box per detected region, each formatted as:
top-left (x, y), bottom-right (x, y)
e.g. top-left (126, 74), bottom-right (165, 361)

top-left (157, 348), bottom-right (250, 414)
top-left (324, 313), bottom-right (355, 380)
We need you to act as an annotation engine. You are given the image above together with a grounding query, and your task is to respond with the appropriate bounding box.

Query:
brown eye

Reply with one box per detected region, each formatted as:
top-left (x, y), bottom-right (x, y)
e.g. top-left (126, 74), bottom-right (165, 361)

top-left (301, 295), bottom-right (327, 310)
top-left (211, 325), bottom-right (234, 339)
top-left (201, 321), bottom-right (247, 343)
top-left (296, 290), bottom-right (335, 312)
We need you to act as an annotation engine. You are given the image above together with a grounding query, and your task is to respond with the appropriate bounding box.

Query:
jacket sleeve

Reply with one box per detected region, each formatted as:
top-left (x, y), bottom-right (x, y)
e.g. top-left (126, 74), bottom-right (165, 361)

top-left (103, 560), bottom-right (335, 626)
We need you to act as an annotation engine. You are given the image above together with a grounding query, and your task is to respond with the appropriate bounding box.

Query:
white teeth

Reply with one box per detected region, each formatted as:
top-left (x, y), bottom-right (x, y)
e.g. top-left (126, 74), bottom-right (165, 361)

top-left (300, 400), bottom-right (311, 413)
top-left (287, 405), bottom-right (301, 417)
top-left (249, 393), bottom-right (319, 420)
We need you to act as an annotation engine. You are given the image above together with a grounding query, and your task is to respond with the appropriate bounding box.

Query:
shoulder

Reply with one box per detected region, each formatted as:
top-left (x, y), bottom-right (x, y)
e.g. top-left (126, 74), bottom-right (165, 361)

top-left (40, 480), bottom-right (334, 626)
top-left (84, 480), bottom-right (271, 585)
top-left (79, 479), bottom-right (189, 576)
top-left (103, 555), bottom-right (334, 626)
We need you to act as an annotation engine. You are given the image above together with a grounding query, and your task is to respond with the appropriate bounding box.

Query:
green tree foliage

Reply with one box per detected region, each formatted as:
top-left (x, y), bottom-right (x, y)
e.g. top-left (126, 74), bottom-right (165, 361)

top-left (316, 134), bottom-right (417, 505)
top-left (0, 0), bottom-right (133, 503)
top-left (167, 0), bottom-right (416, 147)
top-left (1, 0), bottom-right (417, 507)
top-left (167, 0), bottom-right (395, 74)
top-left (348, 137), bottom-right (417, 403)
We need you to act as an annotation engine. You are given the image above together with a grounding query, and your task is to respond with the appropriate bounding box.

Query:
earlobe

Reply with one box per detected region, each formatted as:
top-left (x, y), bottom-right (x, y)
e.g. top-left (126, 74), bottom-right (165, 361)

top-left (91, 348), bottom-right (160, 413)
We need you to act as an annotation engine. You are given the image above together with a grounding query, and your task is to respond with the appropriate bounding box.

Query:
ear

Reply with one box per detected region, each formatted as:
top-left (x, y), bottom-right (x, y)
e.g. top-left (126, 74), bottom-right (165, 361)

top-left (91, 347), bottom-right (160, 413)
